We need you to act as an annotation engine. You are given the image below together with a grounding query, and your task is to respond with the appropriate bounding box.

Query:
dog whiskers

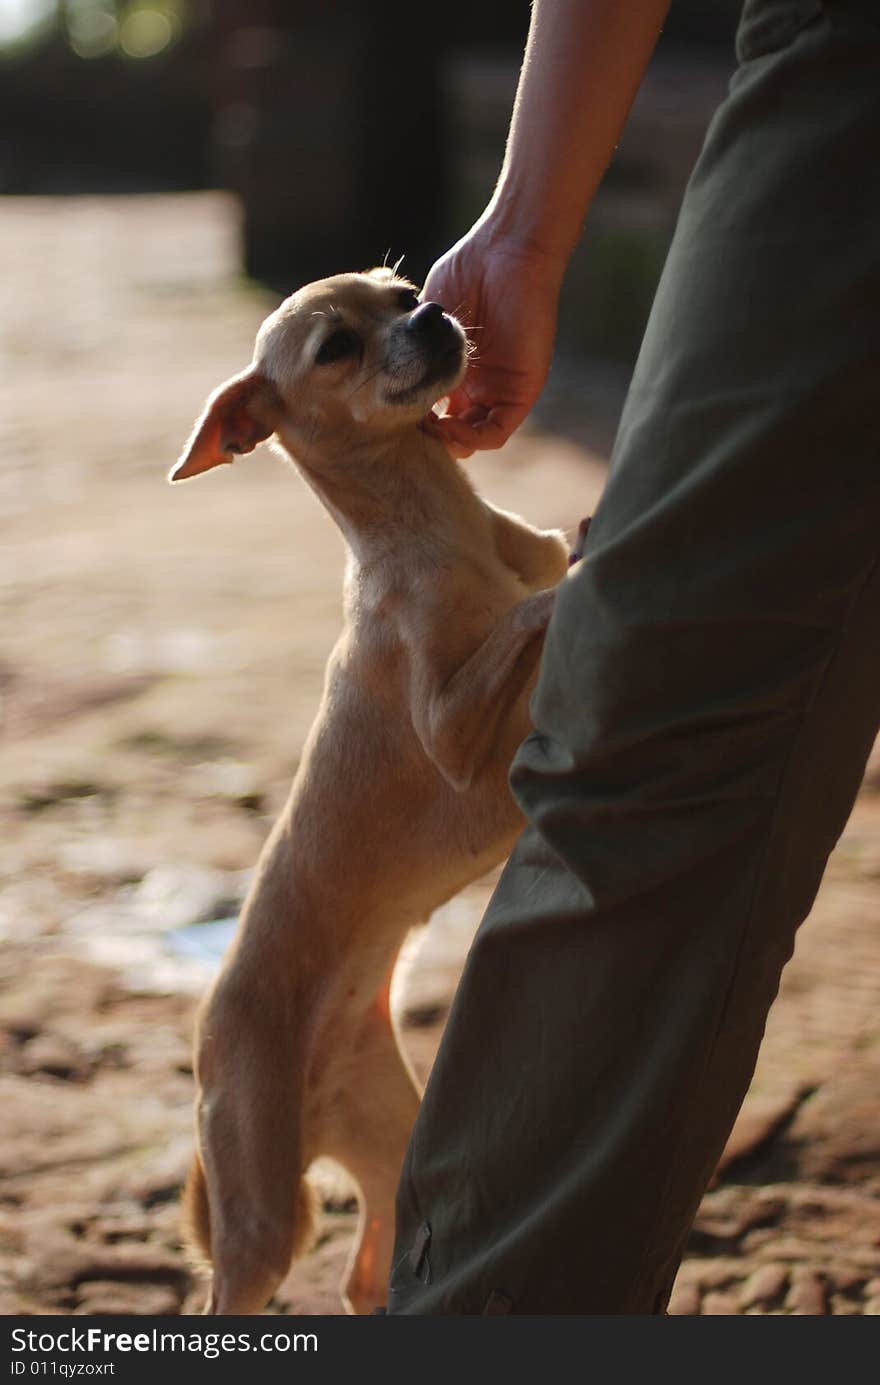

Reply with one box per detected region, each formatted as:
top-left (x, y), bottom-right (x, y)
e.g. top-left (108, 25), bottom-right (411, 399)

top-left (347, 363), bottom-right (387, 400)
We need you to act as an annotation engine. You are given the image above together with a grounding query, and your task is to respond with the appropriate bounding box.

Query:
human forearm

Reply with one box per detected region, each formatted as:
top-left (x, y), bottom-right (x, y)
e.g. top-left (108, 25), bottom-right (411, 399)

top-left (419, 0), bottom-right (671, 457)
top-left (484, 0), bottom-right (671, 270)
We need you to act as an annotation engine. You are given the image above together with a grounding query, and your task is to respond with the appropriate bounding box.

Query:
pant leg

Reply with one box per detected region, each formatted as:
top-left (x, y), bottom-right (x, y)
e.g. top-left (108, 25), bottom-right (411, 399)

top-left (388, 0), bottom-right (880, 1315)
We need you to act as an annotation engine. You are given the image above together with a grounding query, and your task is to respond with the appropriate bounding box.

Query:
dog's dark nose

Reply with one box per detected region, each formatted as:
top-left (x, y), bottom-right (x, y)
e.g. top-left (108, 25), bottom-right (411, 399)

top-left (407, 301), bottom-right (448, 337)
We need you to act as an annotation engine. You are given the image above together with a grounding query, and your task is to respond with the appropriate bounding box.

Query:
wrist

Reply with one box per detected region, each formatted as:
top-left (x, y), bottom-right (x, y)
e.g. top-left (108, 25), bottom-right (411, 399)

top-left (476, 186), bottom-right (578, 283)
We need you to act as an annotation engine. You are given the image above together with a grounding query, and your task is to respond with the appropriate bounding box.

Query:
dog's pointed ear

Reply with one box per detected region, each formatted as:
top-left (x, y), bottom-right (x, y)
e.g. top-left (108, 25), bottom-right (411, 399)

top-left (169, 369), bottom-right (281, 483)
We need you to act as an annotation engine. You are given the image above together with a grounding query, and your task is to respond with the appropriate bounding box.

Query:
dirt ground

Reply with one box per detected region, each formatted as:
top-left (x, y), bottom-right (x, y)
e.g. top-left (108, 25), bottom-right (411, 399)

top-left (1, 193), bottom-right (878, 1317)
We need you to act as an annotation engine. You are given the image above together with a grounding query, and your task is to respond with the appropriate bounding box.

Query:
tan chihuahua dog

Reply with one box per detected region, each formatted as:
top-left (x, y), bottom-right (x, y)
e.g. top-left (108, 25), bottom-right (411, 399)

top-left (170, 267), bottom-right (569, 1315)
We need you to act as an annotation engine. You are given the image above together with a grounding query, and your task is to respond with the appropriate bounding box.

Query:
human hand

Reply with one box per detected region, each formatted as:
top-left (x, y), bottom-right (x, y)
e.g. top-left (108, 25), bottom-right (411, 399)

top-left (420, 224), bottom-right (563, 459)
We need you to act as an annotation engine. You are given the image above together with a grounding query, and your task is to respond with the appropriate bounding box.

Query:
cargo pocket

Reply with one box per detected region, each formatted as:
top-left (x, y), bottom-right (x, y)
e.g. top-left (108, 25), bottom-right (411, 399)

top-left (736, 0), bottom-right (824, 60)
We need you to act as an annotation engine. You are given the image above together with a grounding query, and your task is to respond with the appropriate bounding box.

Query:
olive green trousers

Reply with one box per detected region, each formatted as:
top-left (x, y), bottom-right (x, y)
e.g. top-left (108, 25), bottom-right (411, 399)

top-left (387, 0), bottom-right (880, 1314)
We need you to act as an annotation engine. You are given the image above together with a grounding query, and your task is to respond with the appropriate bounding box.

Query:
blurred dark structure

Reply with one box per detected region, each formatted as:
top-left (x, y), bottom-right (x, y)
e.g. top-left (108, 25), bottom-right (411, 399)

top-left (209, 0), bottom-right (453, 292)
top-left (209, 0), bottom-right (742, 298)
top-left (0, 2), bottom-right (215, 192)
top-left (1, 0), bottom-right (743, 362)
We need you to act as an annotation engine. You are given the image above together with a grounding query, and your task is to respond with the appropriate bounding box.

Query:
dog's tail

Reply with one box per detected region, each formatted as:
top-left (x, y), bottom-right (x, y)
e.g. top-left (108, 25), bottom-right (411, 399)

top-left (180, 1153), bottom-right (212, 1268)
top-left (180, 1152), bottom-right (320, 1269)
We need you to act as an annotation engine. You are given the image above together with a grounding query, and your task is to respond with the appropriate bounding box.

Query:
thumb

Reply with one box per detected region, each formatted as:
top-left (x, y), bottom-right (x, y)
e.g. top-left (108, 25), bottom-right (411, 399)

top-left (439, 384), bottom-right (474, 418)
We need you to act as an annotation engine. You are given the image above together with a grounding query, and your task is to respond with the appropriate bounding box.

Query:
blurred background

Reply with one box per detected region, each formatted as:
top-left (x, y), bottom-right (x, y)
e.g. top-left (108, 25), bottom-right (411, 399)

top-left (2, 0), bottom-right (879, 1319)
top-left (1, 0), bottom-right (742, 359)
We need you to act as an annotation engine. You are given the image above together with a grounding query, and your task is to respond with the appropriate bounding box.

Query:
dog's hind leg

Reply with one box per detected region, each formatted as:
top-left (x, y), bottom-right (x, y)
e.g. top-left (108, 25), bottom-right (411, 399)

top-left (189, 973), bottom-right (317, 1314)
top-left (323, 988), bottom-right (422, 1315)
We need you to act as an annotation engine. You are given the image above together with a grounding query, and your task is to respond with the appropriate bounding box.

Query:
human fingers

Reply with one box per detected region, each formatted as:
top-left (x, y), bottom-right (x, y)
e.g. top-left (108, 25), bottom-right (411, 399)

top-left (423, 405), bottom-right (524, 456)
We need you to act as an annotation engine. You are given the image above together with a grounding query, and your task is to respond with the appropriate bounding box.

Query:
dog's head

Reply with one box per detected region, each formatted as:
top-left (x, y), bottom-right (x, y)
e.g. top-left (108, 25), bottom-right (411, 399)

top-left (170, 267), bottom-right (467, 482)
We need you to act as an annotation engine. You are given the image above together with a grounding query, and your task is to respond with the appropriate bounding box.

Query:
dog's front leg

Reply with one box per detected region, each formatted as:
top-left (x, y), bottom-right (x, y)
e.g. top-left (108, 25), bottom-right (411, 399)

top-left (410, 587), bottom-right (556, 792)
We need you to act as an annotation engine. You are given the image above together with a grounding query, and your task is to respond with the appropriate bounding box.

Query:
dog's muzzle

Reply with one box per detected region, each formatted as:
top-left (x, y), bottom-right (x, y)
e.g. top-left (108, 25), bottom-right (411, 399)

top-left (407, 302), bottom-right (464, 370)
top-left (406, 301), bottom-right (455, 344)
top-left (383, 302), bottom-right (465, 404)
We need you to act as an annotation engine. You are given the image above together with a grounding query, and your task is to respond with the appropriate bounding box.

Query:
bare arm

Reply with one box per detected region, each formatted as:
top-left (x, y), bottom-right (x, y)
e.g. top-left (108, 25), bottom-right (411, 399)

top-left (491, 0), bottom-right (672, 265)
top-left (422, 0), bottom-right (671, 457)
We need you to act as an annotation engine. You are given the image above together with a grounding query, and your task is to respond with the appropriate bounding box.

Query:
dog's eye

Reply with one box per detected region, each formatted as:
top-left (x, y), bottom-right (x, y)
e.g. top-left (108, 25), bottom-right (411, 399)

top-left (397, 289), bottom-right (420, 313)
top-left (315, 329), bottom-right (359, 365)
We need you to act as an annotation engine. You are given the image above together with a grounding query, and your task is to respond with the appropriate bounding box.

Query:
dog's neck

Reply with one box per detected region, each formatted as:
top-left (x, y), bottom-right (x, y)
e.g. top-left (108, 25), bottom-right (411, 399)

top-left (276, 422), bottom-right (485, 566)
